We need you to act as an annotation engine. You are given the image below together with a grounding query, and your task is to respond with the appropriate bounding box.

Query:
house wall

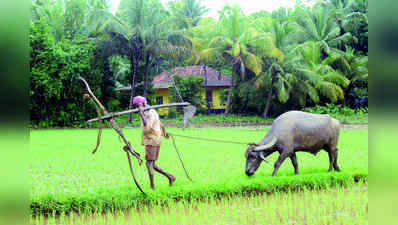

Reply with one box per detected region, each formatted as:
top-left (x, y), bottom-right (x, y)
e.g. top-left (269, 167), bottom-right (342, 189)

top-left (201, 86), bottom-right (226, 109)
top-left (154, 88), bottom-right (170, 115)
top-left (153, 86), bottom-right (228, 115)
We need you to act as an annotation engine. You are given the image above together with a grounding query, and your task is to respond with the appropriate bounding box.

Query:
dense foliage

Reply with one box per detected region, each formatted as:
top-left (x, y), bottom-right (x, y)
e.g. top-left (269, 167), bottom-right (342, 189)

top-left (30, 21), bottom-right (118, 127)
top-left (169, 75), bottom-right (205, 109)
top-left (30, 0), bottom-right (368, 127)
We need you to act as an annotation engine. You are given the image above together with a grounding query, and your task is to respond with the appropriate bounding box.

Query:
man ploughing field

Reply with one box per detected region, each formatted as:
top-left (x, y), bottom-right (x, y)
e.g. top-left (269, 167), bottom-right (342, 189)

top-left (133, 96), bottom-right (176, 190)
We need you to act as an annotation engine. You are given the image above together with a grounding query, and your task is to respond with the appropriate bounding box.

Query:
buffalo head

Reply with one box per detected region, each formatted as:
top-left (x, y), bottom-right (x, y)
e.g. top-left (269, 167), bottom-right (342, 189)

top-left (244, 145), bottom-right (271, 176)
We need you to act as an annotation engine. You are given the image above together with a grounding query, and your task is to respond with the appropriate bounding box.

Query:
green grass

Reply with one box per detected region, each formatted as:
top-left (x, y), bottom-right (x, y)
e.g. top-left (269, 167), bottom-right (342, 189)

top-left (333, 113), bottom-right (368, 124)
top-left (162, 113), bottom-right (275, 124)
top-left (34, 183), bottom-right (368, 225)
top-left (89, 112), bottom-right (368, 129)
top-left (30, 127), bottom-right (368, 216)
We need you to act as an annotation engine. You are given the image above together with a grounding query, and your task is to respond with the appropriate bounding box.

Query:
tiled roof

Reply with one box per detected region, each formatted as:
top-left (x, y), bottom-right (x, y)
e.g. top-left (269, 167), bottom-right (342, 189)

top-left (152, 66), bottom-right (232, 89)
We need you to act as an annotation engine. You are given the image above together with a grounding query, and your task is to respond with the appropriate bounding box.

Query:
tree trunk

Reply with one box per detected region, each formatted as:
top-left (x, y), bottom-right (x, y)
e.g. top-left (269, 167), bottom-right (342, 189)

top-left (243, 91), bottom-right (249, 113)
top-left (143, 55), bottom-right (150, 97)
top-left (224, 64), bottom-right (235, 117)
top-left (342, 97), bottom-right (346, 108)
top-left (128, 61), bottom-right (139, 123)
top-left (342, 86), bottom-right (348, 108)
top-left (263, 77), bottom-right (276, 118)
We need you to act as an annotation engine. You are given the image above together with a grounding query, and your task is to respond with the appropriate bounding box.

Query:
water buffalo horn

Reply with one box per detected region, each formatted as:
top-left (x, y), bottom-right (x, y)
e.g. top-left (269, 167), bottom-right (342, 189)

top-left (259, 152), bottom-right (269, 163)
top-left (254, 138), bottom-right (276, 151)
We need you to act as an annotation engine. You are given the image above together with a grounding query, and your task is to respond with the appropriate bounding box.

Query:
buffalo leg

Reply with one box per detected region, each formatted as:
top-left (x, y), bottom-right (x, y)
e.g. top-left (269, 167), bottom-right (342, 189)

top-left (325, 145), bottom-right (336, 172)
top-left (327, 151), bottom-right (334, 172)
top-left (272, 151), bottom-right (290, 176)
top-left (290, 153), bottom-right (299, 175)
top-left (333, 149), bottom-right (341, 172)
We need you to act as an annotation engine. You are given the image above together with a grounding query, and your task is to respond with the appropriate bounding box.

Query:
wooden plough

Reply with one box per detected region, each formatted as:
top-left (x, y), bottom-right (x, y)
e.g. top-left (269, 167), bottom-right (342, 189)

top-left (78, 77), bottom-right (193, 195)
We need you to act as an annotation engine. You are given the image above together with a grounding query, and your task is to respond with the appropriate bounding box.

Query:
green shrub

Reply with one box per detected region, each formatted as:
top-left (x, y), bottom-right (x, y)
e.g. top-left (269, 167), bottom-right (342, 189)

top-left (167, 108), bottom-right (179, 119)
top-left (303, 103), bottom-right (368, 119)
top-left (30, 21), bottom-right (118, 128)
top-left (169, 75), bottom-right (205, 110)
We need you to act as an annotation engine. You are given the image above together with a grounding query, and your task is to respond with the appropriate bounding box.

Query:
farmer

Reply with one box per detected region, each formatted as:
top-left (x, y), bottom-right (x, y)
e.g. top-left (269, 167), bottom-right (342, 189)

top-left (133, 96), bottom-right (176, 190)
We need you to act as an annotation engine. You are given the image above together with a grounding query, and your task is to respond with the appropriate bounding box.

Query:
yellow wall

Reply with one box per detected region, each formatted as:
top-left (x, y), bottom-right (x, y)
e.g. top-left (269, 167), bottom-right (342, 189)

top-left (200, 87), bottom-right (226, 109)
top-left (153, 86), bottom-right (228, 115)
top-left (154, 88), bottom-right (170, 115)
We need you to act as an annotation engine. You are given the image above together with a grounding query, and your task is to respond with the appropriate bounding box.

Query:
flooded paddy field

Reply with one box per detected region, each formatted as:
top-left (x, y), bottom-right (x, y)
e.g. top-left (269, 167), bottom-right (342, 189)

top-left (30, 127), bottom-right (367, 224)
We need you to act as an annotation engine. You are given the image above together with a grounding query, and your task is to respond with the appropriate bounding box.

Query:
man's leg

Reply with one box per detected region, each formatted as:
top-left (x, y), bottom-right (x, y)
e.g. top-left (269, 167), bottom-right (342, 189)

top-left (153, 163), bottom-right (176, 187)
top-left (146, 160), bottom-right (155, 190)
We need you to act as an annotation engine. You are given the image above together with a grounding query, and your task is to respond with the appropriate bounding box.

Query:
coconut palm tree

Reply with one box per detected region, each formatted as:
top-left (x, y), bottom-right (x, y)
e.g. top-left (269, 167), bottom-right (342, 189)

top-left (249, 18), bottom-right (317, 118)
top-left (167, 0), bottom-right (209, 28)
top-left (140, 17), bottom-right (192, 97)
top-left (190, 5), bottom-right (282, 116)
top-left (295, 41), bottom-right (350, 104)
top-left (327, 47), bottom-right (368, 106)
top-left (294, 4), bottom-right (354, 55)
top-left (95, 0), bottom-right (191, 122)
top-left (321, 0), bottom-right (368, 54)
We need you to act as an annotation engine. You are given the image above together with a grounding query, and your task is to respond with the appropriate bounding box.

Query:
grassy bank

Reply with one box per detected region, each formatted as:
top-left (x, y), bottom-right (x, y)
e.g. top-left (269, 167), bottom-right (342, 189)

top-left (86, 112), bottom-right (368, 129)
top-left (30, 127), bottom-right (368, 216)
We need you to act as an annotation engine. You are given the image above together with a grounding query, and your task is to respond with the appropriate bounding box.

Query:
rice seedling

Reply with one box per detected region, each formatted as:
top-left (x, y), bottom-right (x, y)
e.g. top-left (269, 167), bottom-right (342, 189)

top-left (35, 183), bottom-right (367, 225)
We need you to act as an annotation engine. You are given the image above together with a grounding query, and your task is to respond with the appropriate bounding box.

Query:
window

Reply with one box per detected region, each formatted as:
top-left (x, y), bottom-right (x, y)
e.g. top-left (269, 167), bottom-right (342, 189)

top-left (206, 90), bottom-right (213, 103)
top-left (156, 96), bottom-right (163, 104)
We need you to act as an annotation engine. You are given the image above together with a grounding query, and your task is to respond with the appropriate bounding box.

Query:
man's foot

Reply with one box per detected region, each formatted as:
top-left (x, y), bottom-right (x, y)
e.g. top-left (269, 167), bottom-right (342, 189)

top-left (169, 176), bottom-right (176, 187)
top-left (150, 186), bottom-right (155, 190)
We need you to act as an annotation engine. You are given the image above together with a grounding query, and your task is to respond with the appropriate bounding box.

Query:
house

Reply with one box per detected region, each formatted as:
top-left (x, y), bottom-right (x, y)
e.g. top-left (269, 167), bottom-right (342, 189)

top-left (152, 65), bottom-right (232, 114)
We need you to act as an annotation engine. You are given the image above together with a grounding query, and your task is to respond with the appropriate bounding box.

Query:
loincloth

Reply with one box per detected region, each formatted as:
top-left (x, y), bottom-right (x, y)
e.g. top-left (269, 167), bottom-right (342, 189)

top-left (145, 145), bottom-right (160, 161)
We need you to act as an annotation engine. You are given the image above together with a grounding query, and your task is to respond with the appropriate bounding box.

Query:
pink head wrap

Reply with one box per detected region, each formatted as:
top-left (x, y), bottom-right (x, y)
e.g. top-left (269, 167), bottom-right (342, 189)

top-left (133, 96), bottom-right (146, 105)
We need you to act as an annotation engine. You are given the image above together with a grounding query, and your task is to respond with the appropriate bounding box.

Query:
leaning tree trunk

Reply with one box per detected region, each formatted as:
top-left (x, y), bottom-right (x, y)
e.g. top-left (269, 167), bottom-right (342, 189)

top-left (224, 64), bottom-right (235, 117)
top-left (143, 55), bottom-right (150, 97)
top-left (263, 76), bottom-right (276, 118)
top-left (128, 61), bottom-right (139, 123)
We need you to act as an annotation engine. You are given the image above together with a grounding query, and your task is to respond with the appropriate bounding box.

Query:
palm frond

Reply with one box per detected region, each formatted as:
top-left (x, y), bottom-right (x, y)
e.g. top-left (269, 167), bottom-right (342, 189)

top-left (241, 51), bottom-right (262, 75)
top-left (316, 81), bottom-right (344, 103)
top-left (304, 81), bottom-right (320, 103)
top-left (275, 76), bottom-right (290, 103)
top-left (322, 72), bottom-right (350, 88)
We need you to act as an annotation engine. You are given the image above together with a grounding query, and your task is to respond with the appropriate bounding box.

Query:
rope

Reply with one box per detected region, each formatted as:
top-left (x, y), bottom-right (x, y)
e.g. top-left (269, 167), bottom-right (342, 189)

top-left (168, 73), bottom-right (184, 102)
top-left (168, 133), bottom-right (251, 145)
top-left (171, 135), bottom-right (194, 182)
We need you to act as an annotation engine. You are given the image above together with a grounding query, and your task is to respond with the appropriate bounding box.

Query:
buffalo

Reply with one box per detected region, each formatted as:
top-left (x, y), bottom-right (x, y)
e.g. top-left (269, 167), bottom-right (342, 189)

top-left (245, 111), bottom-right (341, 176)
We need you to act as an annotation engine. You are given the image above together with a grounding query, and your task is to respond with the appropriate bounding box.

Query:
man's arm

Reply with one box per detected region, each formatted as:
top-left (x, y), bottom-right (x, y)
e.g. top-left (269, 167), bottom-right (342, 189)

top-left (138, 106), bottom-right (147, 127)
top-left (160, 122), bottom-right (169, 139)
